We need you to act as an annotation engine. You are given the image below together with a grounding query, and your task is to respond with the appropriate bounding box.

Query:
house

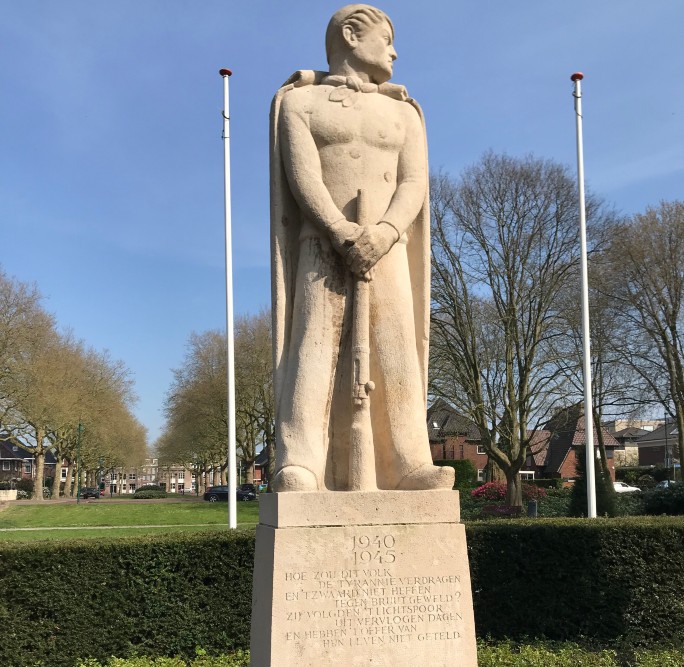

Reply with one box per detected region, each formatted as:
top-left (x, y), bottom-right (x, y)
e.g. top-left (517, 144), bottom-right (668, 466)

top-left (604, 419), bottom-right (662, 466)
top-left (427, 399), bottom-right (540, 481)
top-left (540, 405), bottom-right (619, 483)
top-left (636, 421), bottom-right (680, 469)
top-left (0, 434), bottom-right (25, 482)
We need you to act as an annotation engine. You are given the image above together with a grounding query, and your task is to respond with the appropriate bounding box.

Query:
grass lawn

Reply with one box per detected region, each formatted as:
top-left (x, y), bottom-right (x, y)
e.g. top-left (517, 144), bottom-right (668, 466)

top-left (0, 498), bottom-right (260, 541)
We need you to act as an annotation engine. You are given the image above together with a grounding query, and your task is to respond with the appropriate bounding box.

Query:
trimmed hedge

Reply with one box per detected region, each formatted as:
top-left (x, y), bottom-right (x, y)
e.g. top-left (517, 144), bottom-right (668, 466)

top-left (468, 517), bottom-right (684, 649)
top-left (0, 532), bottom-right (254, 667)
top-left (3, 519), bottom-right (684, 665)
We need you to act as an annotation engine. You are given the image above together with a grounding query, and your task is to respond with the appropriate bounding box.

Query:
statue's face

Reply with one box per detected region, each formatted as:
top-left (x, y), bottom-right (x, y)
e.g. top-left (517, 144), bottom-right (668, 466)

top-left (351, 19), bottom-right (396, 84)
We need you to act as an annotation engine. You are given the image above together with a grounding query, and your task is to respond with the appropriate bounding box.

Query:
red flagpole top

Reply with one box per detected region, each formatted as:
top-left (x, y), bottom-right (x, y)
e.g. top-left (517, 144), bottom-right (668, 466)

top-left (570, 72), bottom-right (584, 81)
top-left (219, 68), bottom-right (233, 77)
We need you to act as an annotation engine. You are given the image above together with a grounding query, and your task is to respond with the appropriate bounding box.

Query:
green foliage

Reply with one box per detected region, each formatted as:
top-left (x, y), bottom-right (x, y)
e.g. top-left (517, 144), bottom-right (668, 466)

top-left (617, 466), bottom-right (671, 485)
top-left (15, 478), bottom-right (34, 496)
top-left (0, 481), bottom-right (11, 490)
top-left (569, 447), bottom-right (617, 517)
top-left (434, 459), bottom-right (477, 489)
top-left (527, 478), bottom-right (564, 489)
top-left (0, 531), bottom-right (254, 667)
top-left (132, 491), bottom-right (168, 499)
top-left (477, 640), bottom-right (618, 666)
top-left (134, 485), bottom-right (164, 493)
top-left (76, 650), bottom-right (250, 666)
top-left (471, 481), bottom-right (547, 501)
top-left (643, 485), bottom-right (684, 515)
top-left (467, 517), bottom-right (684, 650)
top-left (5, 519), bottom-right (684, 664)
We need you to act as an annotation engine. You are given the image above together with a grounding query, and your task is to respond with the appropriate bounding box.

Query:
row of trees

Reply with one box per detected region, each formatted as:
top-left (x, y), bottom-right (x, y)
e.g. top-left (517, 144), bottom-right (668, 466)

top-left (157, 310), bottom-right (274, 492)
top-left (0, 269), bottom-right (146, 499)
top-left (429, 152), bottom-right (684, 505)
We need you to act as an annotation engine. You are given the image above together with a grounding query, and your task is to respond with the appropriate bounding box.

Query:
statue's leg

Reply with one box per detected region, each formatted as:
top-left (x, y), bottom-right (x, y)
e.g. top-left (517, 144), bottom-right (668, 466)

top-left (274, 237), bottom-right (348, 492)
top-left (369, 244), bottom-right (454, 491)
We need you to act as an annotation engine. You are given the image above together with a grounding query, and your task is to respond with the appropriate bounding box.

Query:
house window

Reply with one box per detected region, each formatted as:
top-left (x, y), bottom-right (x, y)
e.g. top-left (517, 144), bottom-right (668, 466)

top-left (171, 483), bottom-right (176, 491)
top-left (477, 469), bottom-right (484, 481)
top-left (129, 484), bottom-right (136, 492)
top-left (177, 471), bottom-right (184, 480)
top-left (520, 471), bottom-right (535, 480)
top-left (2, 461), bottom-right (9, 470)
top-left (61, 468), bottom-right (67, 481)
top-left (129, 474), bottom-right (136, 480)
top-left (459, 444), bottom-right (464, 458)
top-left (111, 473), bottom-right (117, 481)
top-left (477, 445), bottom-right (486, 455)
top-left (24, 462), bottom-right (31, 473)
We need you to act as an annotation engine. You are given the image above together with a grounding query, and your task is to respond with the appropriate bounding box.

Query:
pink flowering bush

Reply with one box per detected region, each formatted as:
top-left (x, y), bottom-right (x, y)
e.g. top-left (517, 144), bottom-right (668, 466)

top-left (471, 481), bottom-right (547, 501)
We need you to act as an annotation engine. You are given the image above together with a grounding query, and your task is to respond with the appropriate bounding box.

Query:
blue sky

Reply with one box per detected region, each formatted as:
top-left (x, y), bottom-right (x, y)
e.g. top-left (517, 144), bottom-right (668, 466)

top-left (2, 1), bottom-right (683, 444)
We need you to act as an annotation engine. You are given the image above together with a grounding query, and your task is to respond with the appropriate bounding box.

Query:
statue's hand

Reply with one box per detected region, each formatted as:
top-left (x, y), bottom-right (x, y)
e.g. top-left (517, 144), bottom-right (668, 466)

top-left (346, 222), bottom-right (398, 276)
top-left (328, 218), bottom-right (364, 255)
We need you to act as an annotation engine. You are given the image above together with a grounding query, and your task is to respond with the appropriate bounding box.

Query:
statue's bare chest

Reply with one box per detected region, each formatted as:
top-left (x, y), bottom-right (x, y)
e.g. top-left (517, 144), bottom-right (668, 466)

top-left (306, 89), bottom-right (406, 152)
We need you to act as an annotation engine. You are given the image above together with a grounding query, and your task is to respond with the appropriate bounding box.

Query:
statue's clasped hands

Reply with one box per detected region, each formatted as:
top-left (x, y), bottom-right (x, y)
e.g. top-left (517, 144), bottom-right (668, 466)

top-left (329, 219), bottom-right (397, 279)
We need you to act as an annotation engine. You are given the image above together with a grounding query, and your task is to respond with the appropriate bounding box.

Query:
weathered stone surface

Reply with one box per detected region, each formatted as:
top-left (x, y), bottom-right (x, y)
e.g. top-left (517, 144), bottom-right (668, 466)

top-left (270, 3), bottom-right (454, 493)
top-left (259, 489), bottom-right (460, 528)
top-left (250, 493), bottom-right (477, 666)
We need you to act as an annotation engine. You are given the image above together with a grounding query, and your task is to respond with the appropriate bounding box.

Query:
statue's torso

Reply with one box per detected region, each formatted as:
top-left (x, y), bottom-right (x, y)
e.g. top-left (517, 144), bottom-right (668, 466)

top-left (285, 85), bottom-right (412, 223)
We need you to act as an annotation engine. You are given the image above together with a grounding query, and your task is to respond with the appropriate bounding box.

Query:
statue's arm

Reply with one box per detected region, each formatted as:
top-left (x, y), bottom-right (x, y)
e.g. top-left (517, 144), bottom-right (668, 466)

top-left (379, 103), bottom-right (427, 238)
top-left (345, 103), bottom-right (427, 276)
top-left (279, 93), bottom-right (360, 252)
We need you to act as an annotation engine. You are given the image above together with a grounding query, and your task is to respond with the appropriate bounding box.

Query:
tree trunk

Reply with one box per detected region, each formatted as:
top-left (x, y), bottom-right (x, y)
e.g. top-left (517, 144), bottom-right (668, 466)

top-left (64, 461), bottom-right (75, 497)
top-left (505, 471), bottom-right (523, 507)
top-left (51, 454), bottom-right (63, 498)
top-left (33, 427), bottom-right (46, 501)
top-left (676, 407), bottom-right (684, 482)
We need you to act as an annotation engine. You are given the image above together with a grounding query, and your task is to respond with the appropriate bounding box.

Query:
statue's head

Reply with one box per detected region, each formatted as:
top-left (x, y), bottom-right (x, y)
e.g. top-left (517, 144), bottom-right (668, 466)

top-left (325, 4), bottom-right (396, 84)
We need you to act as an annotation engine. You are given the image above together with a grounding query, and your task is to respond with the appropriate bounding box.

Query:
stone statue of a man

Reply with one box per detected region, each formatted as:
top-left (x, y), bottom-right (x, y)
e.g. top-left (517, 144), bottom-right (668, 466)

top-left (270, 4), bottom-right (454, 493)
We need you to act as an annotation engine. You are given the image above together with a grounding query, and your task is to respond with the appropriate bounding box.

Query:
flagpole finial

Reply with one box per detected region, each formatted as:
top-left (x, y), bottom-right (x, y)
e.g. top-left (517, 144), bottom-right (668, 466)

top-left (571, 72), bottom-right (584, 81)
top-left (219, 68), bottom-right (233, 77)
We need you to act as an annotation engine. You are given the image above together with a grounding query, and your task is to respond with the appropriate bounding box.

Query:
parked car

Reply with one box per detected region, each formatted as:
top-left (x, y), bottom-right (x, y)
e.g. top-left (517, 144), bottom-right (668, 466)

top-left (656, 480), bottom-right (678, 489)
top-left (613, 481), bottom-right (641, 493)
top-left (239, 483), bottom-right (257, 494)
top-left (203, 486), bottom-right (257, 502)
top-left (80, 487), bottom-right (101, 499)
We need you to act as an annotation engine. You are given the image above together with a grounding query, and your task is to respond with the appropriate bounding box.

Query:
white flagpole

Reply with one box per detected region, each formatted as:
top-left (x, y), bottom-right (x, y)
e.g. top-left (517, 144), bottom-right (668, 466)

top-left (571, 72), bottom-right (597, 518)
top-left (220, 67), bottom-right (237, 529)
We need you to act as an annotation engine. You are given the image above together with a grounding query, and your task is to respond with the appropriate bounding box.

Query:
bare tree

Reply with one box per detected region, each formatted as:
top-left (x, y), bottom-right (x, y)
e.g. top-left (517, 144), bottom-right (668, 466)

top-left (159, 312), bottom-right (274, 488)
top-left (429, 153), bottom-right (611, 505)
top-left (607, 201), bottom-right (684, 476)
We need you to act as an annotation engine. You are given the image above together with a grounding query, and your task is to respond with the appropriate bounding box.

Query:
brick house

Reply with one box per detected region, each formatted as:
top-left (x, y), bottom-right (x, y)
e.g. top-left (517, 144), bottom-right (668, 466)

top-left (540, 405), bottom-right (619, 483)
top-left (0, 434), bottom-right (24, 482)
top-left (427, 399), bottom-right (540, 481)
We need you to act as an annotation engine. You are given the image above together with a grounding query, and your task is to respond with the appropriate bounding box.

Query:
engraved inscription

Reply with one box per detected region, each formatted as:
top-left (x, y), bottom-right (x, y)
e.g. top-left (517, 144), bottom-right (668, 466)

top-left (280, 528), bottom-right (466, 651)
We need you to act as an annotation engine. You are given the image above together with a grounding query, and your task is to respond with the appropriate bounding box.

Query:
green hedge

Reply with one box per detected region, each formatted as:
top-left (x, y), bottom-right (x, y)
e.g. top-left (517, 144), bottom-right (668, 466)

top-left (468, 518), bottom-right (684, 649)
top-left (434, 459), bottom-right (477, 489)
top-left (0, 532), bottom-right (254, 667)
top-left (3, 519), bottom-right (684, 665)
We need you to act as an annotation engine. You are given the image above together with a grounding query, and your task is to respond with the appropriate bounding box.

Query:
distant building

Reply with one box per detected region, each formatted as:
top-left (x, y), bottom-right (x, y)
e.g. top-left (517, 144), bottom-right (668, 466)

top-left (636, 421), bottom-right (680, 469)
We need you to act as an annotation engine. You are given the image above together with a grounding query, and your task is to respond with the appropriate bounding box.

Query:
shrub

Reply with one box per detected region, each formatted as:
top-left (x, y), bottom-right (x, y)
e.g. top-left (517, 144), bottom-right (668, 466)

top-left (0, 481), bottom-right (11, 490)
top-left (16, 489), bottom-right (30, 500)
top-left (132, 485), bottom-right (168, 499)
top-left (467, 517), bottom-right (684, 650)
top-left (15, 478), bottom-right (34, 495)
top-left (0, 531), bottom-right (254, 667)
top-left (471, 481), bottom-right (547, 502)
top-left (133, 490), bottom-right (168, 499)
top-left (434, 459), bottom-right (477, 490)
top-left (643, 485), bottom-right (684, 516)
top-left (135, 484), bottom-right (164, 493)
top-left (477, 640), bottom-right (619, 666)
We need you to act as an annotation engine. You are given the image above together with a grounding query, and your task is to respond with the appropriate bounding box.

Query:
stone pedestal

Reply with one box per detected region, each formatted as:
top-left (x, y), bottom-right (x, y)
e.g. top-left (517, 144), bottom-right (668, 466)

top-left (250, 491), bottom-right (477, 666)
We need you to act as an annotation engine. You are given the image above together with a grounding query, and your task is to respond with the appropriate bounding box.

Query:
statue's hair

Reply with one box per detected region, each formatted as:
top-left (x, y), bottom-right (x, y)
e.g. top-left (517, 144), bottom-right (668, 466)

top-left (325, 4), bottom-right (394, 64)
